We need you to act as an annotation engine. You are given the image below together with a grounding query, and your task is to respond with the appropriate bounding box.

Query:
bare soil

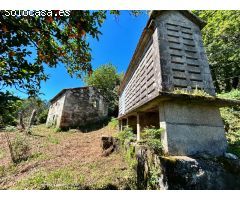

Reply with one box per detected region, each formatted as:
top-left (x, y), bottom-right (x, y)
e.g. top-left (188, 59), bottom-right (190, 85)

top-left (0, 125), bottom-right (132, 189)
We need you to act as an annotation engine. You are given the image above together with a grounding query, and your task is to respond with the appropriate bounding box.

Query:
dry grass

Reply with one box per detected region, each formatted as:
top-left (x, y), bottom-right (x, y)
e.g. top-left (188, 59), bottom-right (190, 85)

top-left (0, 124), bottom-right (134, 189)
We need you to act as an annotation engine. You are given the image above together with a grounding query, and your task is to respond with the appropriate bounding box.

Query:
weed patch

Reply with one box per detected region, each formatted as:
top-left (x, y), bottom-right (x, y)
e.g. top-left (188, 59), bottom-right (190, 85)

top-left (140, 127), bottom-right (163, 154)
top-left (14, 167), bottom-right (85, 189)
top-left (108, 118), bottom-right (118, 130)
top-left (47, 134), bottom-right (60, 144)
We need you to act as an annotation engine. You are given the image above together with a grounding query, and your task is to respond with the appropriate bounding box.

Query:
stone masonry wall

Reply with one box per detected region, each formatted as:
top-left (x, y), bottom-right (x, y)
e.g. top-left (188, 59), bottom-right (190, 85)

top-left (46, 94), bottom-right (66, 128)
top-left (60, 87), bottom-right (108, 129)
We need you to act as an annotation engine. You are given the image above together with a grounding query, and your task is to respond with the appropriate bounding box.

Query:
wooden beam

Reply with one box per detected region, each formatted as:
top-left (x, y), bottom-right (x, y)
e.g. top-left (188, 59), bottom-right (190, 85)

top-left (120, 120), bottom-right (123, 132)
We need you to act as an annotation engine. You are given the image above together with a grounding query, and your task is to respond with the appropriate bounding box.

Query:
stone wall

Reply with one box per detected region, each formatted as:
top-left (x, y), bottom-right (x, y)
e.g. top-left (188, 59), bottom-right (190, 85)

top-left (46, 87), bottom-right (108, 129)
top-left (159, 101), bottom-right (227, 156)
top-left (60, 87), bottom-right (108, 129)
top-left (46, 94), bottom-right (66, 128)
top-left (135, 144), bottom-right (240, 190)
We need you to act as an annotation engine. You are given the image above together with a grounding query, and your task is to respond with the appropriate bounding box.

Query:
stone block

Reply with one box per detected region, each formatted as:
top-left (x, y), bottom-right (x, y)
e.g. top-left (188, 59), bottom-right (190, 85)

top-left (159, 102), bottom-right (227, 156)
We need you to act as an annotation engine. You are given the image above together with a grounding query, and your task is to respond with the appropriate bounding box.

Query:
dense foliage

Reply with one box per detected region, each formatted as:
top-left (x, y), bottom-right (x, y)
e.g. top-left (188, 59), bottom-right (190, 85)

top-left (84, 63), bottom-right (123, 116)
top-left (117, 127), bottom-right (135, 144)
top-left (0, 10), bottom-right (139, 96)
top-left (218, 89), bottom-right (240, 156)
top-left (19, 97), bottom-right (49, 124)
top-left (0, 94), bottom-right (49, 128)
top-left (140, 127), bottom-right (163, 154)
top-left (193, 11), bottom-right (240, 92)
top-left (0, 91), bottom-right (21, 128)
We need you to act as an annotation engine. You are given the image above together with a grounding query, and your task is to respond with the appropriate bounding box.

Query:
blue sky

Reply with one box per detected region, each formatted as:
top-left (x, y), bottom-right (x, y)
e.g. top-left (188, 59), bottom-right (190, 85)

top-left (10, 11), bottom-right (149, 101)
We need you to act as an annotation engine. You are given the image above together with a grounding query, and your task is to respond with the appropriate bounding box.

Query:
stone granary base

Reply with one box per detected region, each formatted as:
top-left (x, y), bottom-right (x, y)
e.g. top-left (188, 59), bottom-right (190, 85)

top-left (159, 101), bottom-right (226, 156)
top-left (119, 93), bottom-right (240, 156)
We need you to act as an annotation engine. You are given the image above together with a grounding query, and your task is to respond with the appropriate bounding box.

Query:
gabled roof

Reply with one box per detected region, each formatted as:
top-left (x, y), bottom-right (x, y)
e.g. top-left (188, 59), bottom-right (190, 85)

top-left (118, 10), bottom-right (206, 94)
top-left (150, 10), bottom-right (206, 30)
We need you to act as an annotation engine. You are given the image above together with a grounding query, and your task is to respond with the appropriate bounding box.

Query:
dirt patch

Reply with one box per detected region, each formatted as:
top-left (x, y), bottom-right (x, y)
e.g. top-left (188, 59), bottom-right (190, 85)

top-left (0, 125), bottom-right (132, 189)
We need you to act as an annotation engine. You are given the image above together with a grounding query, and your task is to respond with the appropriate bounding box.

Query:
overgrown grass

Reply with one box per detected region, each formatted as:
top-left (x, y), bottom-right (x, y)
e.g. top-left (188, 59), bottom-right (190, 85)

top-left (218, 89), bottom-right (240, 157)
top-left (173, 87), bottom-right (212, 97)
top-left (0, 124), bottom-right (134, 189)
top-left (14, 167), bottom-right (85, 189)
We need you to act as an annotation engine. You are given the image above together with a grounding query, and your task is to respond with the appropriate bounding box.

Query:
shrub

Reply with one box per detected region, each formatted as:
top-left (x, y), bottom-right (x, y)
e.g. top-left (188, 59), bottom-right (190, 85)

top-left (38, 109), bottom-right (49, 124)
top-left (125, 145), bottom-right (137, 169)
top-left (108, 117), bottom-right (118, 129)
top-left (218, 89), bottom-right (240, 100)
top-left (11, 134), bottom-right (31, 163)
top-left (117, 127), bottom-right (135, 144)
top-left (5, 125), bottom-right (17, 132)
top-left (148, 166), bottom-right (161, 189)
top-left (218, 89), bottom-right (240, 157)
top-left (140, 127), bottom-right (163, 154)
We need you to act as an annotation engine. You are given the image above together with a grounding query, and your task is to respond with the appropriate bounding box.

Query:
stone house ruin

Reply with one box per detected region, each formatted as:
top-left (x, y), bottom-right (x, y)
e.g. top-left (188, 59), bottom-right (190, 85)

top-left (118, 10), bottom-right (239, 156)
top-left (46, 86), bottom-right (108, 129)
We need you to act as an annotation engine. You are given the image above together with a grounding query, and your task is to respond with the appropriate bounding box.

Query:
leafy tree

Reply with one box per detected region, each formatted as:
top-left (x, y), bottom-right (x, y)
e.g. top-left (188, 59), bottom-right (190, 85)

top-left (0, 10), bottom-right (140, 96)
top-left (193, 10), bottom-right (240, 92)
top-left (19, 97), bottom-right (49, 125)
top-left (0, 10), bottom-right (141, 126)
top-left (84, 63), bottom-right (123, 116)
top-left (0, 91), bottom-right (21, 128)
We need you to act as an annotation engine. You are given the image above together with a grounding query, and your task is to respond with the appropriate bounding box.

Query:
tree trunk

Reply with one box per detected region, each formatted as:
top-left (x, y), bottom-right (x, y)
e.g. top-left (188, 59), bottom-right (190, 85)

top-left (210, 67), bottom-right (220, 93)
top-left (26, 109), bottom-right (36, 134)
top-left (4, 132), bottom-right (15, 163)
top-left (232, 76), bottom-right (239, 89)
top-left (18, 112), bottom-right (25, 130)
top-left (225, 76), bottom-right (232, 92)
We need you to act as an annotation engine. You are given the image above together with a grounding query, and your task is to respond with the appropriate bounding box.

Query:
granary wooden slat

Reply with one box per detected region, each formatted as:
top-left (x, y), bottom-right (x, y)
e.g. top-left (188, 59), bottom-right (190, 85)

top-left (118, 10), bottom-right (240, 156)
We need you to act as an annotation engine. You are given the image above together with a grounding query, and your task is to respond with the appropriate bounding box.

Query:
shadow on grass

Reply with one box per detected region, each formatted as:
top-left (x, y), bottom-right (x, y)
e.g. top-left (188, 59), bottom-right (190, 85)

top-left (40, 183), bottom-right (120, 190)
top-left (60, 117), bottom-right (113, 133)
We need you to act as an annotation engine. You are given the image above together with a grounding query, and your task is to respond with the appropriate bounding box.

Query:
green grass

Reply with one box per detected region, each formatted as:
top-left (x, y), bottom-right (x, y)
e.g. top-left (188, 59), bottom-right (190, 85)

top-left (173, 87), bottom-right (212, 97)
top-left (47, 134), bottom-right (60, 144)
top-left (5, 125), bottom-right (17, 132)
top-left (1, 124), bottom-right (134, 189)
top-left (218, 89), bottom-right (240, 100)
top-left (13, 159), bottom-right (135, 190)
top-left (14, 167), bottom-right (85, 189)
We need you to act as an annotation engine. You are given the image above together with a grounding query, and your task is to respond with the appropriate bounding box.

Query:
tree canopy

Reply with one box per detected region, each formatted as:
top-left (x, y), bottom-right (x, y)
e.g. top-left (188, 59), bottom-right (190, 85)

top-left (193, 10), bottom-right (240, 92)
top-left (0, 10), bottom-right (140, 96)
top-left (84, 63), bottom-right (123, 116)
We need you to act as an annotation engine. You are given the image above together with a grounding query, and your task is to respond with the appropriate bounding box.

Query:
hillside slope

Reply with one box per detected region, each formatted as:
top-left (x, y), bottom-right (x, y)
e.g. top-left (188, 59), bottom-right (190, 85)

top-left (0, 125), bottom-right (133, 189)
